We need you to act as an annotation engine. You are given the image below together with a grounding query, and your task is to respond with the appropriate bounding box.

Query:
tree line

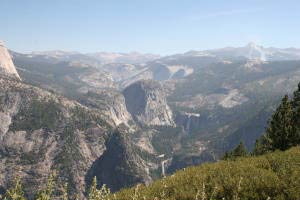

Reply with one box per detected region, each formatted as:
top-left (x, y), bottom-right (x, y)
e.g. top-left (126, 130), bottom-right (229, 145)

top-left (223, 83), bottom-right (300, 159)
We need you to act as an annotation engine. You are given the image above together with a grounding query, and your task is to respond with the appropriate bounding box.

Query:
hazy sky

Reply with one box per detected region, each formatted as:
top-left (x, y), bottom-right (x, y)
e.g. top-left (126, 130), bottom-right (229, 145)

top-left (1, 0), bottom-right (300, 55)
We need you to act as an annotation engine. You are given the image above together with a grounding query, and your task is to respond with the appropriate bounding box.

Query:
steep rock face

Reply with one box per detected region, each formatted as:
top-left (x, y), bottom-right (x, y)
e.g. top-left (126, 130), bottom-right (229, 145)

top-left (123, 80), bottom-right (175, 126)
top-left (79, 89), bottom-right (134, 128)
top-left (0, 78), bottom-right (150, 197)
top-left (175, 112), bottom-right (201, 134)
top-left (0, 78), bottom-right (111, 197)
top-left (86, 129), bottom-right (152, 192)
top-left (0, 41), bottom-right (21, 80)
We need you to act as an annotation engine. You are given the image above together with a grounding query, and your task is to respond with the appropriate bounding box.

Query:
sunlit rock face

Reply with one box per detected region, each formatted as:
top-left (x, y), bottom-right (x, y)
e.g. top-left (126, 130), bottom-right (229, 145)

top-left (79, 89), bottom-right (134, 127)
top-left (123, 80), bottom-right (175, 126)
top-left (0, 41), bottom-right (21, 80)
top-left (175, 112), bottom-right (201, 134)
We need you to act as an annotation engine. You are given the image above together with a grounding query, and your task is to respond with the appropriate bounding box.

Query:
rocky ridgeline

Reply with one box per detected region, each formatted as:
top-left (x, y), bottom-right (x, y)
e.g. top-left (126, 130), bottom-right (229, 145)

top-left (79, 89), bottom-right (134, 128)
top-left (0, 77), bottom-right (151, 197)
top-left (0, 78), bottom-right (108, 197)
top-left (0, 41), bottom-right (21, 80)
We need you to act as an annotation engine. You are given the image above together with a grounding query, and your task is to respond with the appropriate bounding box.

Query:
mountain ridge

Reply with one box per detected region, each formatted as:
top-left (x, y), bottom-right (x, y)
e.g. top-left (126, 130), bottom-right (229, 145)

top-left (0, 41), bottom-right (21, 80)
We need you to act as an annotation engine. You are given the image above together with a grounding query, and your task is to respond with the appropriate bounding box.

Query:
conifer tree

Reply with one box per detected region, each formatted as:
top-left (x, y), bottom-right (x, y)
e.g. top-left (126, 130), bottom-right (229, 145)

top-left (265, 95), bottom-right (294, 151)
top-left (35, 173), bottom-right (56, 200)
top-left (252, 136), bottom-right (270, 155)
top-left (88, 177), bottom-right (111, 200)
top-left (291, 83), bottom-right (300, 144)
top-left (3, 177), bottom-right (26, 200)
top-left (222, 142), bottom-right (248, 160)
top-left (232, 142), bottom-right (248, 157)
top-left (221, 151), bottom-right (232, 160)
top-left (61, 183), bottom-right (68, 200)
top-left (291, 83), bottom-right (300, 109)
top-left (88, 177), bottom-right (99, 200)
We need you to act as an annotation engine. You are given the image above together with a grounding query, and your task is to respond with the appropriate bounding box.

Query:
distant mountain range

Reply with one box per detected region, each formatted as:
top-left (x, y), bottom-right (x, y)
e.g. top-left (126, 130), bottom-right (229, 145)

top-left (26, 42), bottom-right (300, 64)
top-left (30, 50), bottom-right (160, 64)
top-left (165, 42), bottom-right (300, 61)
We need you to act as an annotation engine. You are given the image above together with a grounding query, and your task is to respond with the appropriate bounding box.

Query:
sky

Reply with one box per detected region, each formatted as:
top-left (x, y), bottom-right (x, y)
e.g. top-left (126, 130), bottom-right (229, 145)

top-left (1, 0), bottom-right (300, 55)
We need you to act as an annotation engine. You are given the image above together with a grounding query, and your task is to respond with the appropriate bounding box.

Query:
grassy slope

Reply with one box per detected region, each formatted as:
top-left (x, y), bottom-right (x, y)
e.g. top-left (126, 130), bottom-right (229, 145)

top-left (115, 147), bottom-right (300, 200)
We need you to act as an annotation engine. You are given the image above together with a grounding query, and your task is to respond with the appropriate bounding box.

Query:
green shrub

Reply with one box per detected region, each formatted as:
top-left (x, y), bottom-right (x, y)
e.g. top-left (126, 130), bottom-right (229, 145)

top-left (2, 177), bottom-right (26, 200)
top-left (114, 147), bottom-right (300, 200)
top-left (2, 148), bottom-right (299, 200)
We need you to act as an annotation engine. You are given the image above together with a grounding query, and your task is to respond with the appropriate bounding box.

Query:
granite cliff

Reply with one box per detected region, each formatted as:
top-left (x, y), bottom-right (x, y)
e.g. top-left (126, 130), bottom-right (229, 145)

top-left (123, 80), bottom-right (175, 126)
top-left (0, 41), bottom-right (21, 80)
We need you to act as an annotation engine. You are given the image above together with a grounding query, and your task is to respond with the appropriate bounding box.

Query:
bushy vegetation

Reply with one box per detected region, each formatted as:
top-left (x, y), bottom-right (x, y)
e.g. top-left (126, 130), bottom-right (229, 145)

top-left (0, 174), bottom-right (112, 200)
top-left (2, 147), bottom-right (299, 200)
top-left (222, 142), bottom-right (248, 160)
top-left (114, 147), bottom-right (300, 200)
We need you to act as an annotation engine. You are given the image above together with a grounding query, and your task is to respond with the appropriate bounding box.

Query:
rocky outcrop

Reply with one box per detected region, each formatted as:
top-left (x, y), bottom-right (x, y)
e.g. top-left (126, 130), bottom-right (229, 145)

top-left (123, 80), bottom-right (175, 126)
top-left (175, 112), bottom-right (201, 134)
top-left (0, 41), bottom-right (21, 80)
top-left (0, 78), bottom-right (111, 197)
top-left (0, 78), bottom-right (149, 197)
top-left (79, 89), bottom-right (134, 128)
top-left (86, 129), bottom-right (152, 192)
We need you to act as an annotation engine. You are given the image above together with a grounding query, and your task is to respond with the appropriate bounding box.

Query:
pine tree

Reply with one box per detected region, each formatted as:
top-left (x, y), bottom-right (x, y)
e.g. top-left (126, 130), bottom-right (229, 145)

top-left (232, 142), bottom-right (248, 157)
top-left (98, 185), bottom-right (110, 200)
top-left (291, 106), bottom-right (300, 145)
top-left (252, 137), bottom-right (270, 155)
top-left (222, 142), bottom-right (248, 160)
top-left (221, 151), bottom-right (232, 160)
top-left (291, 83), bottom-right (300, 145)
top-left (3, 177), bottom-right (26, 200)
top-left (265, 95), bottom-right (294, 151)
top-left (291, 83), bottom-right (300, 109)
top-left (88, 177), bottom-right (99, 200)
top-left (88, 177), bottom-right (111, 200)
top-left (35, 173), bottom-right (56, 200)
top-left (61, 183), bottom-right (68, 200)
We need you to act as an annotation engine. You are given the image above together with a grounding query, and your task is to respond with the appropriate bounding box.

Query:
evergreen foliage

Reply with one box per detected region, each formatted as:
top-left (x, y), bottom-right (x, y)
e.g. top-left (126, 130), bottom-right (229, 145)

top-left (2, 177), bottom-right (25, 200)
top-left (34, 173), bottom-right (56, 200)
top-left (2, 148), bottom-right (300, 200)
top-left (87, 177), bottom-right (111, 200)
top-left (61, 183), bottom-right (68, 200)
top-left (115, 147), bottom-right (300, 200)
top-left (222, 142), bottom-right (248, 160)
top-left (265, 95), bottom-right (294, 151)
top-left (252, 137), bottom-right (269, 155)
top-left (291, 83), bottom-right (300, 144)
top-left (253, 85), bottom-right (300, 154)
